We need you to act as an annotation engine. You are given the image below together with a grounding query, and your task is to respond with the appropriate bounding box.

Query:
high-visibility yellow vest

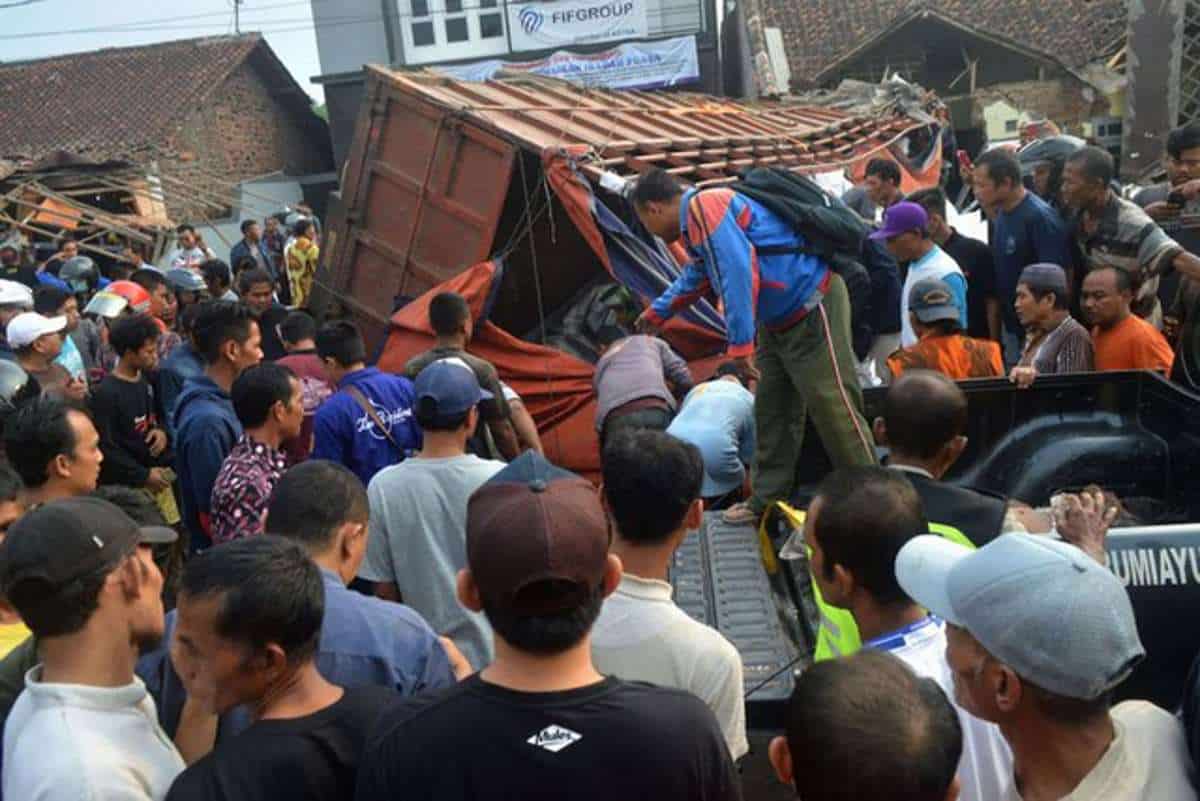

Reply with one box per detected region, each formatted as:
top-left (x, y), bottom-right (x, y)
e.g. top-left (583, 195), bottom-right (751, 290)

top-left (766, 502), bottom-right (974, 662)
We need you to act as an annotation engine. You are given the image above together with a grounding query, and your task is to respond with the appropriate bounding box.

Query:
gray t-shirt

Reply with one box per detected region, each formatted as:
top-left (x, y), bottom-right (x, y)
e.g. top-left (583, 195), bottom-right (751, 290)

top-left (593, 335), bottom-right (693, 431)
top-left (360, 454), bottom-right (505, 671)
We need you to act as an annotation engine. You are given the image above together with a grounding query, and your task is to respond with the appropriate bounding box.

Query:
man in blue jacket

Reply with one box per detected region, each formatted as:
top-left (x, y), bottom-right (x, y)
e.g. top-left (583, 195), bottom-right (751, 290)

top-left (158, 304), bottom-right (205, 441)
top-left (174, 301), bottom-right (262, 552)
top-left (312, 320), bottom-right (421, 486)
top-left (633, 168), bottom-right (875, 526)
top-left (228, 219), bottom-right (275, 283)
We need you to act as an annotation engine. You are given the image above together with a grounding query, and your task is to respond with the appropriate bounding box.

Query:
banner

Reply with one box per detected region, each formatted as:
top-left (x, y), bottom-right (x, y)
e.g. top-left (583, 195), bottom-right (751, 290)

top-left (437, 35), bottom-right (700, 91)
top-left (507, 0), bottom-right (647, 50)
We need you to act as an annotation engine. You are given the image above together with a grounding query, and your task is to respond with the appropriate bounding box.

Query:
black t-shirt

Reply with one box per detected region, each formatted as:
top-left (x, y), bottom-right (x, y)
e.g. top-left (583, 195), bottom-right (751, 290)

top-left (90, 373), bottom-right (171, 487)
top-left (0, 263), bottom-right (38, 289)
top-left (258, 303), bottom-right (290, 361)
top-left (942, 229), bottom-right (998, 340)
top-left (166, 686), bottom-right (395, 801)
top-left (355, 674), bottom-right (742, 801)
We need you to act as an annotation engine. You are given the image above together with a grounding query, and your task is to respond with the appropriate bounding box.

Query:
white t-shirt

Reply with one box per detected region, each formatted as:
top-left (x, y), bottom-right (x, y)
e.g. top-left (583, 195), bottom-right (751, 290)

top-left (169, 246), bottom-right (215, 271)
top-left (3, 667), bottom-right (185, 800)
top-left (591, 573), bottom-right (748, 759)
top-left (360, 453), bottom-right (505, 672)
top-left (900, 244), bottom-right (966, 346)
top-left (1001, 701), bottom-right (1196, 801)
top-left (867, 616), bottom-right (1012, 801)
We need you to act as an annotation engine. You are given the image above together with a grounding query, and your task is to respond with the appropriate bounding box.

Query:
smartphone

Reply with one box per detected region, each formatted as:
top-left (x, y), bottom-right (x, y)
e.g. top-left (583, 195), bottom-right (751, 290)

top-left (956, 149), bottom-right (973, 171)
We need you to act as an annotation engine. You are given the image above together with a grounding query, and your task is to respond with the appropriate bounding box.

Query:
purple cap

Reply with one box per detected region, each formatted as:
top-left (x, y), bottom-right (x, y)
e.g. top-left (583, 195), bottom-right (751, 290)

top-left (869, 201), bottom-right (929, 241)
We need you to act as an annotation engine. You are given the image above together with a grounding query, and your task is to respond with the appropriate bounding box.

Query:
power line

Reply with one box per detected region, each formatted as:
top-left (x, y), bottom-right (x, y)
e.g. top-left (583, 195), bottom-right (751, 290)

top-left (0, 0), bottom-right (319, 39)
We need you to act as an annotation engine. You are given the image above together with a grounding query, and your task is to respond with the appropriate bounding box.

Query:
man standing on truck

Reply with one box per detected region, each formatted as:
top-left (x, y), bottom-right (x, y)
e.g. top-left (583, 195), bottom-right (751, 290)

top-left (632, 168), bottom-right (875, 526)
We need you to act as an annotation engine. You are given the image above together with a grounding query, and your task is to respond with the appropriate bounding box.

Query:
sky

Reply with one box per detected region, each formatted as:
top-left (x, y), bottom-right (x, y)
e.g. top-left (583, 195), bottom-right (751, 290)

top-left (1, 0), bottom-right (328, 103)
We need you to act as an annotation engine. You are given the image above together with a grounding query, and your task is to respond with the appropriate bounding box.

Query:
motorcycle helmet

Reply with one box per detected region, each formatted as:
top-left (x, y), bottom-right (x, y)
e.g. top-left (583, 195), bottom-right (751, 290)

top-left (84, 279), bottom-right (151, 318)
top-left (165, 267), bottom-right (206, 294)
top-left (59, 256), bottom-right (98, 295)
top-left (0, 360), bottom-right (35, 416)
top-left (1018, 135), bottom-right (1086, 206)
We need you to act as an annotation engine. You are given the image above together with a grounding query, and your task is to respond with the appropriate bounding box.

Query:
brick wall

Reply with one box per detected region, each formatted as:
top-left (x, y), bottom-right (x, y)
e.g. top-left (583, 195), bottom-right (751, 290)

top-left (159, 60), bottom-right (331, 223)
top-left (971, 76), bottom-right (1109, 135)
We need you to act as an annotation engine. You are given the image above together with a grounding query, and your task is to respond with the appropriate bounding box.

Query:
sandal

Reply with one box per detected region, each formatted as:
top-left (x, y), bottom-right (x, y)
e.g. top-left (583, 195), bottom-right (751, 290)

top-left (722, 502), bottom-right (760, 526)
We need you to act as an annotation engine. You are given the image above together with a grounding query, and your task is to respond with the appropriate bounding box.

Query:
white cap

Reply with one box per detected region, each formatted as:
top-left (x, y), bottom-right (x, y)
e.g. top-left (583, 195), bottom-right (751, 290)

top-left (0, 281), bottom-right (33, 309)
top-left (6, 312), bottom-right (66, 348)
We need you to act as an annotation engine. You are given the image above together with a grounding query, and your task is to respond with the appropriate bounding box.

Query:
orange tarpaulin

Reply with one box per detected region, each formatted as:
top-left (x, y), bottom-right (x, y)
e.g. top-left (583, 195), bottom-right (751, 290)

top-left (377, 260), bottom-right (724, 481)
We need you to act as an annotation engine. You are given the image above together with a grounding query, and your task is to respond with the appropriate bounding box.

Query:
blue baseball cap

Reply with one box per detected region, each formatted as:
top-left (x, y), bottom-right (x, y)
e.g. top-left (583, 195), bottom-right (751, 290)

top-left (908, 278), bottom-right (960, 324)
top-left (413, 357), bottom-right (493, 421)
top-left (869, 201), bottom-right (929, 241)
top-left (896, 533), bottom-right (1144, 700)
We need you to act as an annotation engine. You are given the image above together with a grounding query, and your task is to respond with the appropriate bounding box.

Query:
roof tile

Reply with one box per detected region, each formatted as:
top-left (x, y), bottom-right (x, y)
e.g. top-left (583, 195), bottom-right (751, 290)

top-left (763, 0), bottom-right (1127, 86)
top-left (0, 34), bottom-right (264, 160)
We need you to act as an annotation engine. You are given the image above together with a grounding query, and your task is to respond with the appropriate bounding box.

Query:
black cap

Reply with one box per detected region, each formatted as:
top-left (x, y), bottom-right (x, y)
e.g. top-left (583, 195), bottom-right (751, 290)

top-left (0, 498), bottom-right (176, 595)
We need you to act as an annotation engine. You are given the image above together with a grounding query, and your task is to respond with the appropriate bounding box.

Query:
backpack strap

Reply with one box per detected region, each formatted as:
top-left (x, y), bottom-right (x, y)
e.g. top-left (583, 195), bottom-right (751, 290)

top-left (344, 385), bottom-right (403, 452)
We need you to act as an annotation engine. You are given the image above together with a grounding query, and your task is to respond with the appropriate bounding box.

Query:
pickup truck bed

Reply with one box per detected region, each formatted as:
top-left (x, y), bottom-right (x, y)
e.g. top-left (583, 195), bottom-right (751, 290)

top-left (677, 371), bottom-right (1200, 730)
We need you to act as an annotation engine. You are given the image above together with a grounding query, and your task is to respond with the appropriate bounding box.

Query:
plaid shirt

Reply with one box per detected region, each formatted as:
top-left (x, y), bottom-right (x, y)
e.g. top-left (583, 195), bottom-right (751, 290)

top-left (209, 435), bottom-right (287, 544)
top-left (1072, 191), bottom-right (1183, 319)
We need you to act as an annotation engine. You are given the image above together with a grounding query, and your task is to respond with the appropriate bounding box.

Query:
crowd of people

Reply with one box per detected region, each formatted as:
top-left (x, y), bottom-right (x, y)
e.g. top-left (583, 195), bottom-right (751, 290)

top-left (0, 112), bottom-right (1192, 801)
top-left (832, 124), bottom-right (1200, 393)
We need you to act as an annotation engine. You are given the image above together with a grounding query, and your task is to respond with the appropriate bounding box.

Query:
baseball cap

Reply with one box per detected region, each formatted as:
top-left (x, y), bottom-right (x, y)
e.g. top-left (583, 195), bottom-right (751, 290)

top-left (6, 312), bottom-right (66, 348)
top-left (869, 201), bottom-right (929, 241)
top-left (908, 278), bottom-right (960, 324)
top-left (414, 357), bottom-right (494, 422)
top-left (0, 280), bottom-right (32, 309)
top-left (467, 451), bottom-right (611, 616)
top-left (896, 533), bottom-right (1144, 700)
top-left (1018, 263), bottom-right (1070, 298)
top-left (0, 497), bottom-right (177, 598)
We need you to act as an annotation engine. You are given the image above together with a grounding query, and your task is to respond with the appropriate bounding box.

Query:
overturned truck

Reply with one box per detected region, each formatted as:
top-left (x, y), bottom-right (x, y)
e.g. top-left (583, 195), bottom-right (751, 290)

top-left (316, 67), bottom-right (944, 478)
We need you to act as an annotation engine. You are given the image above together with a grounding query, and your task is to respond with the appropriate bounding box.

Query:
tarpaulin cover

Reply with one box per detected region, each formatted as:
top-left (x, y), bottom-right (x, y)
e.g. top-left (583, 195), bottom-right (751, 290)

top-left (376, 155), bottom-right (729, 480)
top-left (378, 259), bottom-right (726, 480)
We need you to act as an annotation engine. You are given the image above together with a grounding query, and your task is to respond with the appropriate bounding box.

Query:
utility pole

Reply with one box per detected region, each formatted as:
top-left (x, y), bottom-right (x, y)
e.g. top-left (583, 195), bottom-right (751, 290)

top-left (234, 0), bottom-right (242, 34)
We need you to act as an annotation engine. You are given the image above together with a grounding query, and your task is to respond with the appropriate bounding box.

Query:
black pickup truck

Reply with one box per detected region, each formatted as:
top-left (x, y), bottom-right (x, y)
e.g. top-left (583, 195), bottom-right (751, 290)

top-left (670, 370), bottom-right (1200, 732)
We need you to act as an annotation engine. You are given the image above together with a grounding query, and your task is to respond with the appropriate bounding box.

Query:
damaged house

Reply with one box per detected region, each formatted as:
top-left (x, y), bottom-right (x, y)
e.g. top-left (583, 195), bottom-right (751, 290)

top-left (0, 34), bottom-right (334, 256)
top-left (730, 0), bottom-right (1128, 158)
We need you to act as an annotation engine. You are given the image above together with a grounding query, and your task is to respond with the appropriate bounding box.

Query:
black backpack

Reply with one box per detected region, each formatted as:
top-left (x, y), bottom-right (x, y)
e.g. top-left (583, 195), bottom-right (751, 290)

top-left (722, 167), bottom-right (879, 357)
top-left (729, 167), bottom-right (869, 262)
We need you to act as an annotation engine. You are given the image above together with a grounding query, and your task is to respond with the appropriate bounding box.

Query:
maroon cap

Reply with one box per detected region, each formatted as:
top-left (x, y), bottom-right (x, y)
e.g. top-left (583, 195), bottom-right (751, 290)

top-left (467, 451), bottom-right (610, 615)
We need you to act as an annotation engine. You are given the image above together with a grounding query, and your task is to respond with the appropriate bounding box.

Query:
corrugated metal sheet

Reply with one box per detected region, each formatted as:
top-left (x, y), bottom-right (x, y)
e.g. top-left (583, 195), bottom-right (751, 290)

top-left (377, 67), bottom-right (923, 184)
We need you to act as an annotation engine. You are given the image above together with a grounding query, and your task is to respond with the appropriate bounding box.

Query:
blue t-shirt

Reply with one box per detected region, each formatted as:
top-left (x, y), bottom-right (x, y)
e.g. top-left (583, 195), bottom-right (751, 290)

top-left (991, 192), bottom-right (1071, 334)
top-left (665, 379), bottom-right (755, 497)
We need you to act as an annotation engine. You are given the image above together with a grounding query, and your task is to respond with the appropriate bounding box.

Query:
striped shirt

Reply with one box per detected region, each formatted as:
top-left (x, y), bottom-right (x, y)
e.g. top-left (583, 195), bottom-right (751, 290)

top-left (1071, 192), bottom-right (1183, 321)
top-left (1018, 314), bottom-right (1094, 374)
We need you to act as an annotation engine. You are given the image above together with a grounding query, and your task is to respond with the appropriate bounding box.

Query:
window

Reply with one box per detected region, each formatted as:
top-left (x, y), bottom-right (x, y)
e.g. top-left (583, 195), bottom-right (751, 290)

top-left (480, 12), bottom-right (503, 37)
top-left (398, 0), bottom-right (508, 63)
top-left (446, 17), bottom-right (469, 41)
top-left (1005, 119), bottom-right (1018, 133)
top-left (412, 20), bottom-right (435, 45)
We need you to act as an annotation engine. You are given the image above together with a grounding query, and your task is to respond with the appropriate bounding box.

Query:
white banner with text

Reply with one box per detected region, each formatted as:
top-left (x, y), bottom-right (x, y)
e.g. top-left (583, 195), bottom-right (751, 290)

top-left (437, 35), bottom-right (699, 91)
